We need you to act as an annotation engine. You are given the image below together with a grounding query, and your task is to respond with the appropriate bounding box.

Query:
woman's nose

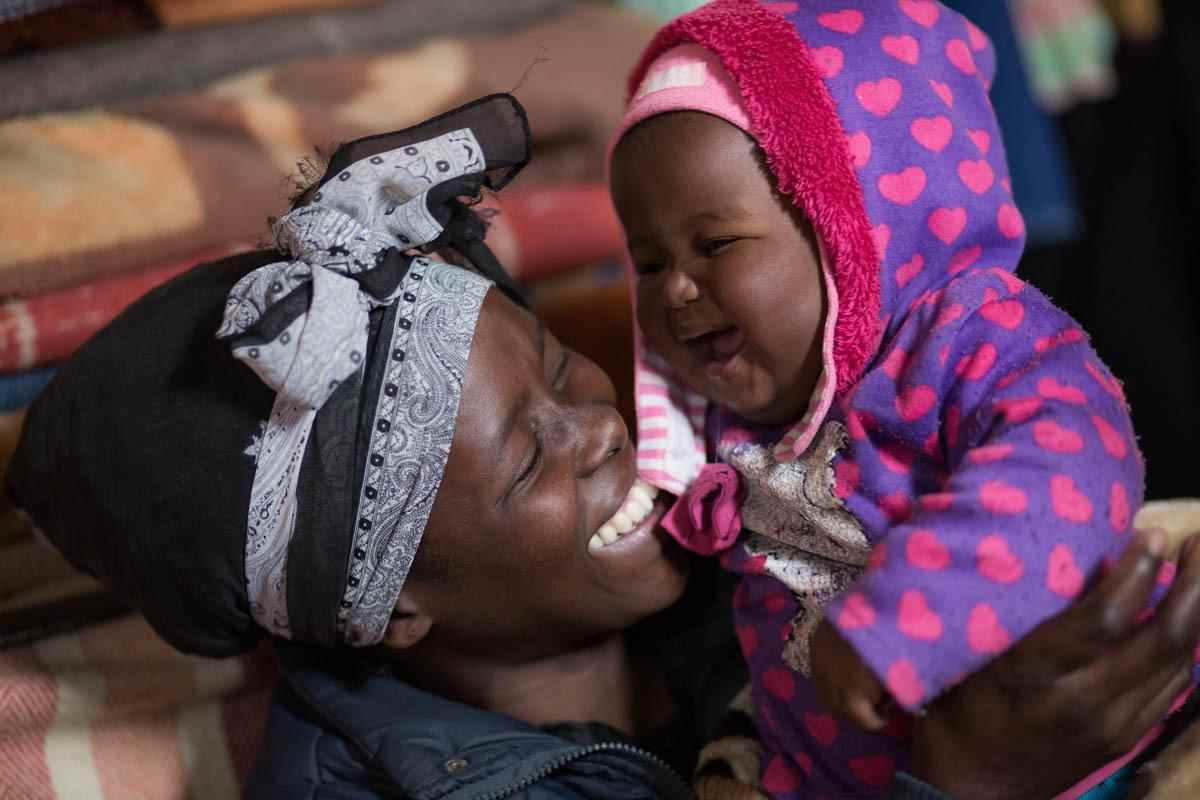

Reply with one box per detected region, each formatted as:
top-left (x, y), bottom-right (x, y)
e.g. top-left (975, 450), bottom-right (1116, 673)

top-left (664, 268), bottom-right (700, 309)
top-left (570, 402), bottom-right (628, 480)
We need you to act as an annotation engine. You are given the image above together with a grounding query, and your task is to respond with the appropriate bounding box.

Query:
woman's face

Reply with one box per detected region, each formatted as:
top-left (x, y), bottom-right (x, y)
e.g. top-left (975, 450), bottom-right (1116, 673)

top-left (408, 291), bottom-right (690, 659)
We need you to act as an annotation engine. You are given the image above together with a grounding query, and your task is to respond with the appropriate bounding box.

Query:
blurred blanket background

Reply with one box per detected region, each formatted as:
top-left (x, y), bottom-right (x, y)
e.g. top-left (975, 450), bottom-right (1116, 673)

top-left (0, 2), bottom-right (648, 797)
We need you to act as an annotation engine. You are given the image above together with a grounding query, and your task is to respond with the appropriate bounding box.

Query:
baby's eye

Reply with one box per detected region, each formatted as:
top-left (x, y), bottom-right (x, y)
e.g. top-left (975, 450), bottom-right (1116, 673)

top-left (702, 237), bottom-right (738, 257)
top-left (634, 261), bottom-right (663, 276)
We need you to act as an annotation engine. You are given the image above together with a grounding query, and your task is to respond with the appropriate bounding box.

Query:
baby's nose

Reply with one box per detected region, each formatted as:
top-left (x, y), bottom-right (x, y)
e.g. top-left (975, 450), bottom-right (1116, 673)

top-left (664, 269), bottom-right (700, 308)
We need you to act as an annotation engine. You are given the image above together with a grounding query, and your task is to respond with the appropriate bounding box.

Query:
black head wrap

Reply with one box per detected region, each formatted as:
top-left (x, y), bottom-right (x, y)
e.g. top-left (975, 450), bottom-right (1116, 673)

top-left (7, 94), bottom-right (531, 656)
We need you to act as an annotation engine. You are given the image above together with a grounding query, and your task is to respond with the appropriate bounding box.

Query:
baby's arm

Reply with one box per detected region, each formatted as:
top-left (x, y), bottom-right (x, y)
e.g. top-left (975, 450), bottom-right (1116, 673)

top-left (824, 292), bottom-right (1144, 714)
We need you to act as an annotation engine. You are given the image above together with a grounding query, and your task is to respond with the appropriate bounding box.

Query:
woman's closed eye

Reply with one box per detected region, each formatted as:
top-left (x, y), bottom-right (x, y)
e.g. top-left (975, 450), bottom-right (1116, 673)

top-left (515, 431), bottom-right (543, 490)
top-left (551, 350), bottom-right (571, 391)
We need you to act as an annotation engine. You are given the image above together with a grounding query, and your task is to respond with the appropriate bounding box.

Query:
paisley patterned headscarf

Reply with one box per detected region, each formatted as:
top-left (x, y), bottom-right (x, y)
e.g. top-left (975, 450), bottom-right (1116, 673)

top-left (7, 95), bottom-right (531, 655)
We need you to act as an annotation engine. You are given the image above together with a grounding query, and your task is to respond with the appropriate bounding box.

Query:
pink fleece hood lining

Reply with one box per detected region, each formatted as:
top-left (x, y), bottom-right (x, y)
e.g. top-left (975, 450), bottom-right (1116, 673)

top-left (613, 0), bottom-right (880, 491)
top-left (626, 0), bottom-right (882, 399)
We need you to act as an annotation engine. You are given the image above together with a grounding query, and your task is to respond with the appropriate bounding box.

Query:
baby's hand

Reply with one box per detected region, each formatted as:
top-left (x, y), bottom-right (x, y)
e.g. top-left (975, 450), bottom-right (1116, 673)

top-left (810, 619), bottom-right (891, 731)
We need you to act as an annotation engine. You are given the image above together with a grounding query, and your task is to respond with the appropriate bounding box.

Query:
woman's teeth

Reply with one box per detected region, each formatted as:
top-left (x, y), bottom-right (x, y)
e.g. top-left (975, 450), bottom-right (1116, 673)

top-left (588, 478), bottom-right (660, 552)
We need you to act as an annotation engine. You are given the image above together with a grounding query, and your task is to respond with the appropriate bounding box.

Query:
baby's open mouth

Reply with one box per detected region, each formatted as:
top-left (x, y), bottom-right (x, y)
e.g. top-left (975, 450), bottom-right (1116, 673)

top-left (683, 326), bottom-right (745, 366)
top-left (588, 478), bottom-right (660, 552)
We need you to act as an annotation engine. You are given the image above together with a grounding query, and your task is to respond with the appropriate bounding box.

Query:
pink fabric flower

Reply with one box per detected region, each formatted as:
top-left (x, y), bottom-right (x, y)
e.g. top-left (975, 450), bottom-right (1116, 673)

top-left (660, 463), bottom-right (744, 555)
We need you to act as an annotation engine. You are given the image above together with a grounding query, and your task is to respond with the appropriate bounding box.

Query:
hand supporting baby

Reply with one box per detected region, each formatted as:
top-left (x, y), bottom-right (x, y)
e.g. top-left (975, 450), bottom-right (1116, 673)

top-left (810, 618), bottom-right (893, 732)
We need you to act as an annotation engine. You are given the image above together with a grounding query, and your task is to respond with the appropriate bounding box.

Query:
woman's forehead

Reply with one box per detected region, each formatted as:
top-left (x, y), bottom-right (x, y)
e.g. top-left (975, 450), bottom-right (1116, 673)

top-left (454, 292), bottom-right (544, 455)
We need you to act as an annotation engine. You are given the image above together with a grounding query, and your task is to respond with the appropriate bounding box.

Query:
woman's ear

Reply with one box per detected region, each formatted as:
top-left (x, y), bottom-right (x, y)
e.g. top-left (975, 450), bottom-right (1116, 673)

top-left (382, 591), bottom-right (433, 650)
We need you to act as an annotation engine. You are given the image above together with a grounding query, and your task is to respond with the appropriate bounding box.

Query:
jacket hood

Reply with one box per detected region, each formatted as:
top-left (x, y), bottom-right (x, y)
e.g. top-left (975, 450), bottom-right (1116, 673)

top-left (617, 0), bottom-right (1025, 492)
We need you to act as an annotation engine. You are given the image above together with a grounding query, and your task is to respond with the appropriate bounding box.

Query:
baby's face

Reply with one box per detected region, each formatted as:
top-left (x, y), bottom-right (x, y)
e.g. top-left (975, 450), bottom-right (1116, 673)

top-left (611, 111), bottom-right (827, 425)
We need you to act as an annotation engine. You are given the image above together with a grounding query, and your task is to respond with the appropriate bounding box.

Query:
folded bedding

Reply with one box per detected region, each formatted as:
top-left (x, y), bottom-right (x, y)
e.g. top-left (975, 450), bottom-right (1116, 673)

top-left (0, 0), bottom-right (573, 119)
top-left (0, 614), bottom-right (274, 799)
top-left (0, 182), bottom-right (621, 372)
top-left (0, 4), bottom-right (652, 297)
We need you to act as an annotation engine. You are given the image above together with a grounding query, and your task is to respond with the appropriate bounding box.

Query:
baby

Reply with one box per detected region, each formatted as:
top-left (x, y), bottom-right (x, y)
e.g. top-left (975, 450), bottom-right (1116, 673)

top-left (608, 1), bottom-right (1170, 797)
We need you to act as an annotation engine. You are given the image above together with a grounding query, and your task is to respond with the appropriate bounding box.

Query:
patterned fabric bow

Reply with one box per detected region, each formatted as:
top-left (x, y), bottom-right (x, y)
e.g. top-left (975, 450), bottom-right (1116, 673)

top-left (214, 126), bottom-right (492, 642)
top-left (217, 126), bottom-right (487, 404)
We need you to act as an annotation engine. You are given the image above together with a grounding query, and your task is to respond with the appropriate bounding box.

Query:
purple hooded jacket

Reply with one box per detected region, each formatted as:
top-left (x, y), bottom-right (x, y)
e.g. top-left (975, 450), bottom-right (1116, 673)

top-left (617, 1), bottom-right (1152, 796)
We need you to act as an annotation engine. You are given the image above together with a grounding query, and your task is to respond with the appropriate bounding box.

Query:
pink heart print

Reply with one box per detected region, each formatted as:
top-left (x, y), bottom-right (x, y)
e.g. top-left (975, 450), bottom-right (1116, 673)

top-left (1051, 474), bottom-right (1094, 524)
top-left (980, 296), bottom-right (1025, 330)
top-left (920, 491), bottom-right (955, 511)
top-left (955, 342), bottom-right (997, 381)
top-left (906, 529), bottom-right (951, 570)
top-left (1109, 481), bottom-right (1131, 533)
top-left (886, 658), bottom-right (926, 707)
top-left (967, 603), bottom-right (1011, 653)
top-left (976, 534), bottom-right (1024, 583)
top-left (895, 253), bottom-right (924, 288)
top-left (967, 128), bottom-right (991, 153)
top-left (880, 492), bottom-right (913, 523)
top-left (1091, 414), bottom-right (1128, 458)
top-left (1038, 377), bottom-right (1087, 404)
top-left (966, 19), bottom-right (989, 50)
top-left (835, 458), bottom-right (861, 498)
top-left (958, 159), bottom-right (995, 194)
top-left (995, 396), bottom-right (1042, 424)
top-left (997, 203), bottom-right (1026, 239)
top-left (988, 266), bottom-right (1026, 294)
top-left (736, 624), bottom-right (758, 656)
top-left (763, 593), bottom-right (789, 614)
top-left (879, 166), bottom-right (927, 205)
top-left (899, 0), bottom-right (939, 27)
top-left (817, 9), bottom-right (864, 34)
top-left (968, 443), bottom-right (1014, 464)
top-left (929, 78), bottom-right (954, 107)
top-left (933, 303), bottom-right (964, 329)
top-left (895, 384), bottom-right (937, 421)
top-left (812, 45), bottom-right (844, 78)
top-left (1085, 360), bottom-right (1127, 402)
top-left (847, 130), bottom-right (872, 168)
top-left (882, 345), bottom-right (909, 378)
top-left (849, 755), bottom-right (896, 788)
top-left (762, 757), bottom-right (800, 795)
top-left (847, 409), bottom-right (877, 439)
top-left (882, 34), bottom-right (920, 65)
top-left (868, 541), bottom-right (888, 572)
top-left (911, 116), bottom-right (953, 152)
top-left (945, 39), bottom-right (976, 74)
top-left (1047, 544), bottom-right (1085, 597)
top-left (898, 589), bottom-right (944, 640)
top-left (948, 243), bottom-right (983, 274)
top-left (979, 480), bottom-right (1028, 514)
top-left (1033, 420), bottom-right (1085, 453)
top-left (804, 712), bottom-right (839, 747)
top-left (762, 666), bottom-right (796, 701)
top-left (928, 207), bottom-right (967, 244)
top-left (838, 592), bottom-right (877, 629)
top-left (856, 78), bottom-right (903, 116)
top-left (1035, 328), bottom-right (1085, 353)
top-left (879, 441), bottom-right (916, 473)
top-left (872, 223), bottom-right (891, 260)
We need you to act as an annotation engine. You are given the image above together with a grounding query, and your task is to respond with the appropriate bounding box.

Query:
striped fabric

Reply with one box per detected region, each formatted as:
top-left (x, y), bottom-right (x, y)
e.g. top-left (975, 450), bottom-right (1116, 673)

top-left (0, 615), bottom-right (273, 799)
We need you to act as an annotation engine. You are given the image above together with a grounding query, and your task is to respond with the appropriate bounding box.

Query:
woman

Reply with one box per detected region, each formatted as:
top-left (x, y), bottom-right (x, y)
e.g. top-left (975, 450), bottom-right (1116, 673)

top-left (8, 95), bottom-right (1199, 799)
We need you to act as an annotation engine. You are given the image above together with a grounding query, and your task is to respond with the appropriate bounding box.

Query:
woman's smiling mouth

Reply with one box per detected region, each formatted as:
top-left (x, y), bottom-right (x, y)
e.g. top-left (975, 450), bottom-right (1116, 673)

top-left (588, 478), bottom-right (661, 552)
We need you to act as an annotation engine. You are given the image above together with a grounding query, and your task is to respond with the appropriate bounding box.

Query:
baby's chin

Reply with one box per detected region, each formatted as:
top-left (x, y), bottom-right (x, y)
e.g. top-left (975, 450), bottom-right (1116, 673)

top-left (692, 366), bottom-right (810, 428)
